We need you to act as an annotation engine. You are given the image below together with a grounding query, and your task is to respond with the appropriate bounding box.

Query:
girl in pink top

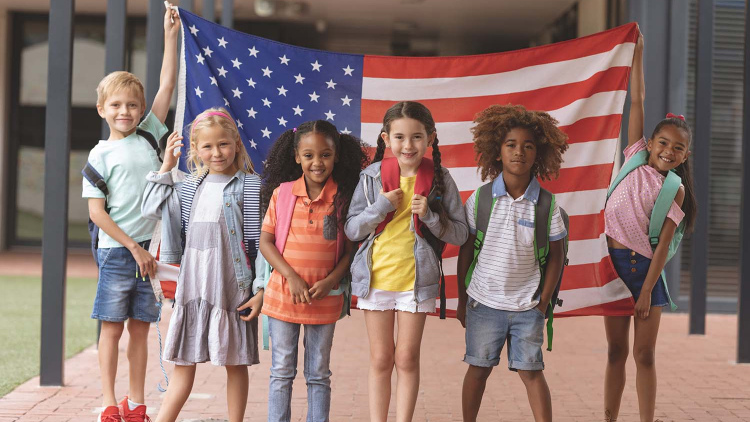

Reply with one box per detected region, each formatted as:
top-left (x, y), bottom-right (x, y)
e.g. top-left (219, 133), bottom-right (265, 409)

top-left (602, 32), bottom-right (697, 422)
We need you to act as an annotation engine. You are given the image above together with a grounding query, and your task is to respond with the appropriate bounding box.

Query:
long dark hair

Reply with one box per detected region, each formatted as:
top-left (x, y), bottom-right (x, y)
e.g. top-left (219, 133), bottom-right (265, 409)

top-left (373, 101), bottom-right (449, 234)
top-left (260, 120), bottom-right (369, 228)
top-left (650, 116), bottom-right (697, 232)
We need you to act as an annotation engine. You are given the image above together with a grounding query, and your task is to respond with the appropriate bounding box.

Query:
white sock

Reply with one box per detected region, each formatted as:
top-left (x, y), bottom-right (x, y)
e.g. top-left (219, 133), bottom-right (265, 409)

top-left (127, 399), bottom-right (143, 411)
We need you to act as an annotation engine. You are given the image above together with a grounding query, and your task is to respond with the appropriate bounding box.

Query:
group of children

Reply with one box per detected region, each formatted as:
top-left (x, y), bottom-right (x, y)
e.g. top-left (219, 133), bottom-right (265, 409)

top-left (83, 10), bottom-right (693, 422)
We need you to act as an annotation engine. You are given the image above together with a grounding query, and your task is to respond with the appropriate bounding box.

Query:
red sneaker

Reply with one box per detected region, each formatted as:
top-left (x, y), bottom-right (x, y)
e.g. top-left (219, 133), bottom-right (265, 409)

top-left (117, 396), bottom-right (152, 422)
top-left (98, 405), bottom-right (122, 422)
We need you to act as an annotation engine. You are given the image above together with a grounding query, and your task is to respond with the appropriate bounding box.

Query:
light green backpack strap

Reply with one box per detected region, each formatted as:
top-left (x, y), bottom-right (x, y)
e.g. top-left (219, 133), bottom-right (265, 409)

top-left (607, 150), bottom-right (649, 199)
top-left (648, 171), bottom-right (681, 246)
top-left (262, 314), bottom-right (270, 350)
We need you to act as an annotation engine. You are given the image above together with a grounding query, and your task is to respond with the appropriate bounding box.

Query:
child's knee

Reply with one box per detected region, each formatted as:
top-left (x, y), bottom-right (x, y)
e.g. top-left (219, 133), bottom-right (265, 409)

top-left (127, 319), bottom-right (150, 336)
top-left (633, 346), bottom-right (655, 368)
top-left (607, 343), bottom-right (629, 365)
top-left (100, 321), bottom-right (125, 338)
top-left (370, 350), bottom-right (395, 373)
top-left (517, 369), bottom-right (544, 384)
top-left (394, 348), bottom-right (420, 373)
top-left (466, 365), bottom-right (493, 381)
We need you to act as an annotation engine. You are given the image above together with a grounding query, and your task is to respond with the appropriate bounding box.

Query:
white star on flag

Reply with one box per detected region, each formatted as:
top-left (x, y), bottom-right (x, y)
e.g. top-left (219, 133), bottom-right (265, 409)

top-left (262, 98), bottom-right (272, 107)
top-left (210, 76), bottom-right (217, 86)
top-left (277, 86), bottom-right (288, 96)
top-left (294, 74), bottom-right (305, 84)
top-left (223, 97), bottom-right (229, 106)
top-left (262, 66), bottom-right (273, 78)
top-left (202, 46), bottom-right (213, 57)
top-left (250, 139), bottom-right (257, 149)
top-left (217, 66), bottom-right (228, 77)
top-left (278, 116), bottom-right (288, 126)
top-left (309, 92), bottom-right (320, 102)
top-left (325, 110), bottom-right (335, 120)
top-left (279, 55), bottom-right (290, 65)
top-left (292, 105), bottom-right (304, 116)
top-left (311, 60), bottom-right (322, 71)
top-left (343, 65), bottom-right (354, 76)
top-left (341, 127), bottom-right (352, 134)
top-left (217, 37), bottom-right (228, 48)
top-left (236, 119), bottom-right (244, 129)
top-left (195, 54), bottom-right (205, 65)
top-left (248, 46), bottom-right (259, 57)
top-left (341, 95), bottom-right (352, 106)
top-left (247, 108), bottom-right (257, 118)
top-left (232, 87), bottom-right (243, 98)
top-left (261, 127), bottom-right (272, 138)
top-left (232, 58), bottom-right (242, 69)
top-left (326, 79), bottom-right (337, 89)
top-left (189, 25), bottom-right (199, 35)
top-left (247, 78), bottom-right (256, 88)
top-left (194, 86), bottom-right (203, 98)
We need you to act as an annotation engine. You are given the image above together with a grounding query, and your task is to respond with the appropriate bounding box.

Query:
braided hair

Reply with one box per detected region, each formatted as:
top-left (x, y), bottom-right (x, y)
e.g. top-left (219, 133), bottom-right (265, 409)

top-left (260, 120), bottom-right (369, 228)
top-left (375, 101), bottom-right (449, 235)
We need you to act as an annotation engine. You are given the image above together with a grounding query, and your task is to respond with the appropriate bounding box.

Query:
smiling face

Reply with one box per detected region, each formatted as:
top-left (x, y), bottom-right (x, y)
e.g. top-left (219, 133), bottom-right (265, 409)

top-left (97, 88), bottom-right (145, 139)
top-left (195, 125), bottom-right (239, 175)
top-left (646, 124), bottom-right (691, 174)
top-left (295, 132), bottom-right (336, 189)
top-left (382, 117), bottom-right (436, 176)
top-left (499, 127), bottom-right (537, 178)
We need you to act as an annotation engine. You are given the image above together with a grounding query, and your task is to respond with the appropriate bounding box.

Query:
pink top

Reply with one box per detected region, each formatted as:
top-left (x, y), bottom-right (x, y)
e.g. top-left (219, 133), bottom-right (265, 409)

top-left (604, 138), bottom-right (685, 258)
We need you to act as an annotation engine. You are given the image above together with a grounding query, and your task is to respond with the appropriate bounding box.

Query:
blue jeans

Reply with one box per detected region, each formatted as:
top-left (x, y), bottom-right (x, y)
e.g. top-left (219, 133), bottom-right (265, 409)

top-left (268, 316), bottom-right (336, 422)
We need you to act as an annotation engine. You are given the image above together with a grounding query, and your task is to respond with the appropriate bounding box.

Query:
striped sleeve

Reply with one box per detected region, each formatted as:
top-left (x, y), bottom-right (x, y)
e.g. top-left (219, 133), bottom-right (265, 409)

top-left (549, 203), bottom-right (567, 242)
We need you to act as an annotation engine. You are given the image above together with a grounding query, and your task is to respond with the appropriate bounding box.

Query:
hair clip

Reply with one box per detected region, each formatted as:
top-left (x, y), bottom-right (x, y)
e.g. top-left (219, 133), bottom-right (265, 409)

top-left (293, 127), bottom-right (297, 132)
top-left (666, 112), bottom-right (685, 121)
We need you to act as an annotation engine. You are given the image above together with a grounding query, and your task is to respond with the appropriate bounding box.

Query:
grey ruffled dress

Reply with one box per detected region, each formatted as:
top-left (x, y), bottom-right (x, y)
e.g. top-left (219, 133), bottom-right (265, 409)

top-left (162, 173), bottom-right (259, 366)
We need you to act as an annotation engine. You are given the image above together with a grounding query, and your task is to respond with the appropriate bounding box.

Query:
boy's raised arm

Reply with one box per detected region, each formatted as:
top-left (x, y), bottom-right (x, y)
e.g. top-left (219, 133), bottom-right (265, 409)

top-left (150, 4), bottom-right (180, 123)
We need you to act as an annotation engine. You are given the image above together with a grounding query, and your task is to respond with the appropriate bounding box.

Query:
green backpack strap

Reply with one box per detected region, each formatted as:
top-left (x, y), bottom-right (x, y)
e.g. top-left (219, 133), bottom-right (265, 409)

top-left (534, 189), bottom-right (557, 351)
top-left (465, 182), bottom-right (495, 288)
top-left (607, 150), bottom-right (649, 199)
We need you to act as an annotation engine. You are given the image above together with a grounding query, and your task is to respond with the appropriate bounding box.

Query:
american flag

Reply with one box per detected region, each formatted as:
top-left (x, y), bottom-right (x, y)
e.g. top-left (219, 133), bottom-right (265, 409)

top-left (172, 8), bottom-right (639, 317)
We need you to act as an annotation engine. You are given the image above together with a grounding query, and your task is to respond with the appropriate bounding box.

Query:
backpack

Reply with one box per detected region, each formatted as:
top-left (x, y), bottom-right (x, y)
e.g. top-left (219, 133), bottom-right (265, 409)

top-left (255, 181), bottom-right (352, 350)
top-left (465, 181), bottom-right (570, 351)
top-left (606, 149), bottom-right (684, 311)
top-left (82, 129), bottom-right (163, 267)
top-left (375, 157), bottom-right (448, 319)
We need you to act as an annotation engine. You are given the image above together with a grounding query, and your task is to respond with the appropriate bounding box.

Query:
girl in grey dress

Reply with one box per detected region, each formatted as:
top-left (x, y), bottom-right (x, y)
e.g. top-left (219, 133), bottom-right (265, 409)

top-left (142, 108), bottom-right (263, 422)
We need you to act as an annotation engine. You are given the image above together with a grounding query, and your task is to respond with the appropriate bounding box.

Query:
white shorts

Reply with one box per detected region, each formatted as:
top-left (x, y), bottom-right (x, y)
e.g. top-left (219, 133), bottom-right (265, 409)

top-left (357, 288), bottom-right (437, 313)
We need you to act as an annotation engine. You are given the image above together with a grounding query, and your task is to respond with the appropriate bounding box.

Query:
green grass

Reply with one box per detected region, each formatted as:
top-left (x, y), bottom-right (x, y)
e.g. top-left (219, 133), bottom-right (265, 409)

top-left (0, 275), bottom-right (98, 397)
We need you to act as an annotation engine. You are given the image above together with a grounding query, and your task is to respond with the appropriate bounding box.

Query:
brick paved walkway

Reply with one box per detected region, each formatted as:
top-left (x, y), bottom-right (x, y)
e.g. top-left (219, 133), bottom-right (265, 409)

top-left (1, 252), bottom-right (749, 421)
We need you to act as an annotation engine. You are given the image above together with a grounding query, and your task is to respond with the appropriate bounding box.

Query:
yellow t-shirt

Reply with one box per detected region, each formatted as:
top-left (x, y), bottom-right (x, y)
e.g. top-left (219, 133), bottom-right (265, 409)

top-left (370, 175), bottom-right (417, 291)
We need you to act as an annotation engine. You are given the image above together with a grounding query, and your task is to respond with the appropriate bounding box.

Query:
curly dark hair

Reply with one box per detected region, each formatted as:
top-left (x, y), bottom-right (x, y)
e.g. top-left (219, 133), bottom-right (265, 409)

top-left (260, 120), bottom-right (370, 228)
top-left (471, 104), bottom-right (569, 182)
top-left (372, 101), bottom-right (449, 235)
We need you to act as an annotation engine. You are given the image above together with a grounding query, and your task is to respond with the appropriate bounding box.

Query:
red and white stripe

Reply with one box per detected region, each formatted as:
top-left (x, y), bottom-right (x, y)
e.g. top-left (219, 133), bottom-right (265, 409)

top-left (359, 23), bottom-right (640, 317)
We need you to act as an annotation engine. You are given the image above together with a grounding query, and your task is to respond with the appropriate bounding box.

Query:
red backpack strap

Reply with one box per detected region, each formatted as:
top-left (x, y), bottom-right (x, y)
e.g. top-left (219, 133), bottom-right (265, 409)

top-left (412, 158), bottom-right (434, 237)
top-left (274, 181), bottom-right (296, 254)
top-left (374, 157), bottom-right (435, 237)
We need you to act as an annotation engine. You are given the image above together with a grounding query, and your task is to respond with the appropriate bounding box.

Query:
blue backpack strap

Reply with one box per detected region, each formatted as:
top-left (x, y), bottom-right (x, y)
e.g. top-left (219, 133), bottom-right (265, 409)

top-left (607, 150), bottom-right (649, 199)
top-left (136, 128), bottom-right (163, 162)
top-left (82, 162), bottom-right (110, 266)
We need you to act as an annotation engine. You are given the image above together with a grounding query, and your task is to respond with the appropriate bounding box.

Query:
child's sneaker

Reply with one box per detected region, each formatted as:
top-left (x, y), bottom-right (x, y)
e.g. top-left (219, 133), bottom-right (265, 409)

top-left (98, 405), bottom-right (123, 422)
top-left (117, 396), bottom-right (152, 422)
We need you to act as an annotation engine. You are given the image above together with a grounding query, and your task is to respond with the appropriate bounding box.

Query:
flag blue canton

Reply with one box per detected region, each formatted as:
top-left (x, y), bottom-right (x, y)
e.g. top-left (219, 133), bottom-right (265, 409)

top-left (178, 10), bottom-right (364, 172)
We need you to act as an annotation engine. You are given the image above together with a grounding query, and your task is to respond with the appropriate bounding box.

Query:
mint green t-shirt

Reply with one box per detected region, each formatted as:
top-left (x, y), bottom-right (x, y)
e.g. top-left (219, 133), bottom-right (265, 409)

top-left (82, 112), bottom-right (168, 248)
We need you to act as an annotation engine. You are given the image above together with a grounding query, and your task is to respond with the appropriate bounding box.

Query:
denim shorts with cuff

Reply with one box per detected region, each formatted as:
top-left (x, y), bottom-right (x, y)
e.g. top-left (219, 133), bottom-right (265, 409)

top-left (609, 248), bottom-right (669, 307)
top-left (463, 296), bottom-right (545, 371)
top-left (91, 240), bottom-right (159, 323)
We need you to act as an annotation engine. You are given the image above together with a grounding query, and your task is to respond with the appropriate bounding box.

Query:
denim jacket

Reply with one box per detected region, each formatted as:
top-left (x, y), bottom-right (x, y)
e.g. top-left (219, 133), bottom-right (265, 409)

top-left (142, 169), bottom-right (261, 290)
top-left (344, 162), bottom-right (468, 303)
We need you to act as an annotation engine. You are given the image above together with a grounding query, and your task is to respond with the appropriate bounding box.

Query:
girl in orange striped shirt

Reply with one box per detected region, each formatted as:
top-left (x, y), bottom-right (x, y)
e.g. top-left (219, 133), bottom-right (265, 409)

top-left (257, 120), bottom-right (368, 422)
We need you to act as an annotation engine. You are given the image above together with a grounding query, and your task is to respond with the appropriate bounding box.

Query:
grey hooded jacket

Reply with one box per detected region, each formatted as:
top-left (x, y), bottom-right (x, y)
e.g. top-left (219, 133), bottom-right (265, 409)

top-left (344, 161), bottom-right (468, 303)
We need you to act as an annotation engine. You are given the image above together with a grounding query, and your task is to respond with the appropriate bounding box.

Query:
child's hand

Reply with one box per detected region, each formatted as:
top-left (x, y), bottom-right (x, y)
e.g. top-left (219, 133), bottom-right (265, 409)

top-left (634, 294), bottom-right (651, 319)
top-left (129, 244), bottom-right (157, 280)
top-left (238, 291), bottom-right (263, 321)
top-left (635, 29), bottom-right (644, 51)
top-left (287, 274), bottom-right (312, 304)
top-left (309, 277), bottom-right (337, 300)
top-left (164, 3), bottom-right (180, 38)
top-left (411, 194), bottom-right (428, 219)
top-left (456, 301), bottom-right (467, 328)
top-left (159, 132), bottom-right (183, 174)
top-left (380, 188), bottom-right (403, 210)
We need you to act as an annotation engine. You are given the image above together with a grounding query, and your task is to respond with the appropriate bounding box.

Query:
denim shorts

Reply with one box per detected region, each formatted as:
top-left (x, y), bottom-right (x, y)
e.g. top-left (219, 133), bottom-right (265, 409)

top-left (91, 240), bottom-right (160, 323)
top-left (463, 296), bottom-right (545, 371)
top-left (609, 248), bottom-right (669, 307)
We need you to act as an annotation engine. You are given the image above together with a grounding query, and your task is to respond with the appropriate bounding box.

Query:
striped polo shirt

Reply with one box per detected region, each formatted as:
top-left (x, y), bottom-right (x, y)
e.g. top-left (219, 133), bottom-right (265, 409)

top-left (261, 176), bottom-right (343, 325)
top-left (464, 174), bottom-right (567, 311)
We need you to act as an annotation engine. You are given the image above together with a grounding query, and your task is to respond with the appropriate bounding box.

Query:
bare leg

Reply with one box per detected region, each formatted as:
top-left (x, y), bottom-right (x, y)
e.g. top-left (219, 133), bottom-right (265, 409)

top-left (99, 321), bottom-right (125, 407)
top-left (394, 311), bottom-right (427, 422)
top-left (462, 365), bottom-right (493, 422)
top-left (225, 365), bottom-right (249, 422)
top-left (604, 316), bottom-right (631, 421)
top-left (633, 307), bottom-right (662, 422)
top-left (154, 365), bottom-right (197, 422)
top-left (126, 319), bottom-right (151, 404)
top-left (518, 370), bottom-right (552, 422)
top-left (364, 310), bottom-right (396, 422)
